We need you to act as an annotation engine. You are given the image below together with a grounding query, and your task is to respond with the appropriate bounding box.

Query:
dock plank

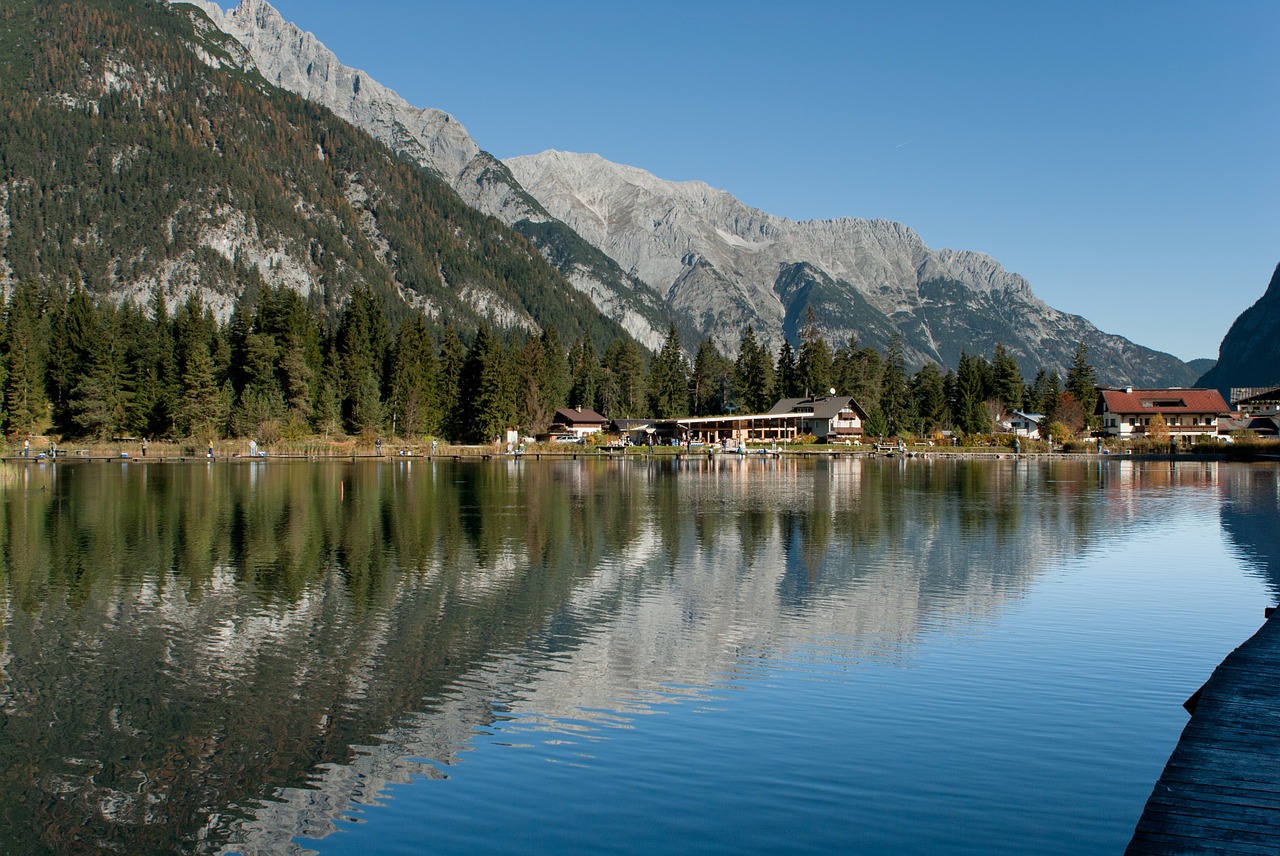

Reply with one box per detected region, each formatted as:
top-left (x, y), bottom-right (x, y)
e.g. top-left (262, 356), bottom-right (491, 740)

top-left (1126, 613), bottom-right (1280, 855)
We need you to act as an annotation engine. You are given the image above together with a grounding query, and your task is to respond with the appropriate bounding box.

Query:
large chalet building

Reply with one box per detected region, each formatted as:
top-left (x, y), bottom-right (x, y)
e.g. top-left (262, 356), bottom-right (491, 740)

top-left (1095, 387), bottom-right (1230, 441)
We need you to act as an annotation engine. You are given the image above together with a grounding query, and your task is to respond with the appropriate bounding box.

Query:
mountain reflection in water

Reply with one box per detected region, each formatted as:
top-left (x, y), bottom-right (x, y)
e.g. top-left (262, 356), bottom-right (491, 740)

top-left (0, 457), bottom-right (1273, 854)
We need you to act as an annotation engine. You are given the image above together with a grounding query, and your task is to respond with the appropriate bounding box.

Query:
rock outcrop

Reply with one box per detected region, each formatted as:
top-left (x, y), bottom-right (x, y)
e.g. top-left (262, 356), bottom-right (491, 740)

top-left (179, 0), bottom-right (671, 349)
top-left (507, 151), bottom-right (1194, 383)
top-left (181, 0), bottom-right (1196, 384)
top-left (1196, 262), bottom-right (1280, 397)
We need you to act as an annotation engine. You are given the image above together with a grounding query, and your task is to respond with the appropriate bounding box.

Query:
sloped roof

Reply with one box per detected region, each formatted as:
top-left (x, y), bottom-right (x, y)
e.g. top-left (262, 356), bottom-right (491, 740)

top-left (1098, 388), bottom-right (1229, 414)
top-left (766, 395), bottom-right (868, 421)
top-left (553, 406), bottom-right (608, 425)
top-left (1235, 386), bottom-right (1280, 405)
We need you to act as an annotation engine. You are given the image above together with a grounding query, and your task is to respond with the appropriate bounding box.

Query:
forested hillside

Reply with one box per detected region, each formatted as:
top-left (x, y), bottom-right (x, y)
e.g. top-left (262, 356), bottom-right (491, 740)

top-left (0, 0), bottom-right (1107, 446)
top-left (0, 0), bottom-right (625, 345)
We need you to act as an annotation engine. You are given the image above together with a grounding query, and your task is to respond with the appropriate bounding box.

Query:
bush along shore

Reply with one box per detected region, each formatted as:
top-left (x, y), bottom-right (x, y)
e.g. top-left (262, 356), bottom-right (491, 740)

top-left (4, 434), bottom-right (1274, 462)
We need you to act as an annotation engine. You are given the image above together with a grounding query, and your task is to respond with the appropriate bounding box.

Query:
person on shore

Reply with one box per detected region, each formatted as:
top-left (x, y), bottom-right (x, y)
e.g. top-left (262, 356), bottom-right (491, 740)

top-left (207, 441), bottom-right (214, 458)
top-left (375, 437), bottom-right (383, 456)
top-left (141, 438), bottom-right (148, 457)
top-left (23, 438), bottom-right (29, 458)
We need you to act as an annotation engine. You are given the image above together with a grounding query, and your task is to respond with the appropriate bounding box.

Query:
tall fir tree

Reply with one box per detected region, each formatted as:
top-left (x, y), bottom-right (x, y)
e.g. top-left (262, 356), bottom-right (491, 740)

top-left (690, 339), bottom-right (729, 416)
top-left (911, 363), bottom-right (947, 434)
top-left (437, 324), bottom-right (466, 440)
top-left (648, 323), bottom-right (689, 418)
top-left (991, 343), bottom-right (1024, 412)
top-left (568, 336), bottom-right (600, 412)
top-left (880, 333), bottom-right (911, 436)
top-left (389, 315), bottom-right (439, 438)
top-left (733, 325), bottom-right (774, 413)
top-left (2, 279), bottom-right (49, 434)
top-left (796, 307), bottom-right (833, 398)
top-left (1065, 342), bottom-right (1098, 421)
top-left (72, 305), bottom-right (133, 440)
top-left (774, 340), bottom-right (799, 399)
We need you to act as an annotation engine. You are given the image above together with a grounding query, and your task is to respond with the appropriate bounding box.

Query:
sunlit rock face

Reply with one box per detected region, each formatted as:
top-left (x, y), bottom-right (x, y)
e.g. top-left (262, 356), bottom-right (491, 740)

top-left (506, 151), bottom-right (1195, 385)
top-left (182, 0), bottom-right (671, 350)
top-left (174, 1), bottom-right (1193, 378)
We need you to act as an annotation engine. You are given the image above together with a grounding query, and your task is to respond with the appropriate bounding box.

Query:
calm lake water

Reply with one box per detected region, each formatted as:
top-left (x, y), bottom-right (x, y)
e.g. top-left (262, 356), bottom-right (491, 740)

top-left (0, 457), bottom-right (1277, 855)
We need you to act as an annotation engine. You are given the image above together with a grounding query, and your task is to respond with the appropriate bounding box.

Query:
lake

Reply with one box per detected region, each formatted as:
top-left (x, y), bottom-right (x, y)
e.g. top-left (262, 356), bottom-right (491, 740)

top-left (0, 457), bottom-right (1276, 854)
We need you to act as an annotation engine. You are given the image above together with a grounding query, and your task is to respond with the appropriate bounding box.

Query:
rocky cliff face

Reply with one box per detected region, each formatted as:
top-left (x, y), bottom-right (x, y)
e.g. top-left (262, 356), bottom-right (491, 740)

top-left (181, 0), bottom-right (1194, 385)
top-left (1196, 262), bottom-right (1280, 397)
top-left (507, 151), bottom-right (1194, 384)
top-left (179, 0), bottom-right (672, 349)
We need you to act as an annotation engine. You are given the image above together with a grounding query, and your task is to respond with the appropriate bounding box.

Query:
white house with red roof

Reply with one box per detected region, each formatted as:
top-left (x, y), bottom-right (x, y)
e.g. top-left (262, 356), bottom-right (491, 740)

top-left (1095, 387), bottom-right (1230, 440)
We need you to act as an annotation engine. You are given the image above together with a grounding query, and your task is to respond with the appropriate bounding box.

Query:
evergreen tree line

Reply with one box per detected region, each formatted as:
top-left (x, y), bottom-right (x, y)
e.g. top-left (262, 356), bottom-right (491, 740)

top-left (0, 283), bottom-right (1100, 444)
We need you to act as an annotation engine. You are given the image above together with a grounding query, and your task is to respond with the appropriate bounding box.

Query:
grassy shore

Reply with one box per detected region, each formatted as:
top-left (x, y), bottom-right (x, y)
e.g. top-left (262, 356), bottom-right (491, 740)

top-left (5, 435), bottom-right (1273, 462)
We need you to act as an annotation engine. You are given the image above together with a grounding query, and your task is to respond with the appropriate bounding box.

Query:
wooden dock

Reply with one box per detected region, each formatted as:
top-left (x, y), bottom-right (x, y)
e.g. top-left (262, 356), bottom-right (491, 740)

top-left (1125, 610), bottom-right (1280, 855)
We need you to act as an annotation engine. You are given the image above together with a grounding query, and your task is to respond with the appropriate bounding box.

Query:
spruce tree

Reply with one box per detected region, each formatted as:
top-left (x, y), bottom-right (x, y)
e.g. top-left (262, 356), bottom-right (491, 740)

top-left (797, 308), bottom-right (833, 398)
top-left (389, 315), bottom-right (438, 438)
top-left (911, 363), bottom-right (947, 434)
top-left (733, 325), bottom-right (774, 413)
top-left (1065, 342), bottom-right (1099, 420)
top-left (2, 280), bottom-right (49, 434)
top-left (880, 333), bottom-right (911, 436)
top-left (774, 340), bottom-right (799, 399)
top-left (437, 325), bottom-right (466, 440)
top-left (690, 339), bottom-right (728, 416)
top-left (648, 323), bottom-right (689, 418)
top-left (991, 343), bottom-right (1024, 412)
top-left (177, 341), bottom-right (221, 440)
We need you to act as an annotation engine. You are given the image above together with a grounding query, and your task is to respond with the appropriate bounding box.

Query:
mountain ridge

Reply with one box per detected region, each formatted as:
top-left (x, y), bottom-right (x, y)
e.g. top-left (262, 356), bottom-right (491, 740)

top-left (507, 150), bottom-right (1192, 384)
top-left (166, 2), bottom-right (1193, 384)
top-left (177, 0), bottom-right (675, 350)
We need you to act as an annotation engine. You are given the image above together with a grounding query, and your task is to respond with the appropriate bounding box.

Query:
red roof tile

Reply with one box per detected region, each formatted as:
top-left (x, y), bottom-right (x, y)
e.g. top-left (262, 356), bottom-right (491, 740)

top-left (1097, 388), bottom-right (1229, 415)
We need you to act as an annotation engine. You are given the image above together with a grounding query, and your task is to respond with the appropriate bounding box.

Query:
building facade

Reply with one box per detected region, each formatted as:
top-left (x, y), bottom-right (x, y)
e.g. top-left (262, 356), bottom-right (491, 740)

top-left (1096, 387), bottom-right (1229, 440)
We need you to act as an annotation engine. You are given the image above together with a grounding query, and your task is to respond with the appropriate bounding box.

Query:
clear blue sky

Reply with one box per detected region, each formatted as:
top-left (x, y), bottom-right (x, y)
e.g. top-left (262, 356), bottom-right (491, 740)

top-left (255, 0), bottom-right (1276, 364)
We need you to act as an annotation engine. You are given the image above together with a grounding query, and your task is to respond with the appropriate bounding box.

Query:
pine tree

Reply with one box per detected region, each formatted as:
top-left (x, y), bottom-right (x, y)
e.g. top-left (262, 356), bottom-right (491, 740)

top-left (1065, 342), bottom-right (1099, 421)
top-left (437, 325), bottom-right (466, 440)
top-left (389, 315), bottom-right (438, 438)
top-left (880, 333), bottom-right (911, 436)
top-left (733, 325), bottom-right (774, 413)
top-left (648, 323), bottom-right (689, 418)
top-left (539, 328), bottom-right (570, 417)
top-left (2, 280), bottom-right (49, 434)
top-left (72, 306), bottom-right (133, 440)
top-left (797, 308), bottom-right (833, 398)
top-left (46, 279), bottom-right (97, 435)
top-left (955, 352), bottom-right (992, 434)
top-left (690, 339), bottom-right (729, 416)
top-left (991, 343), bottom-right (1024, 412)
top-left (911, 363), bottom-right (947, 434)
top-left (834, 337), bottom-right (885, 414)
top-left (774, 340), bottom-right (799, 399)
top-left (568, 336), bottom-right (600, 412)
top-left (462, 325), bottom-right (517, 443)
top-left (604, 338), bottom-right (647, 417)
top-left (177, 340), bottom-right (221, 440)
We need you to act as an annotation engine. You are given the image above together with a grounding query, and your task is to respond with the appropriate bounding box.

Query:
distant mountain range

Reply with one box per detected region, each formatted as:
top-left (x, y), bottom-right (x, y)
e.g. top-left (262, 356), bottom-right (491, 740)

top-left (0, 0), bottom-right (1207, 386)
top-left (1197, 262), bottom-right (1280, 398)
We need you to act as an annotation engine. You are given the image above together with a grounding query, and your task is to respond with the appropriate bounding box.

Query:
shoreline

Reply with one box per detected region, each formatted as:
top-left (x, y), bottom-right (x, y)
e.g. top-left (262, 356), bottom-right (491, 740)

top-left (0, 448), bottom-right (1246, 464)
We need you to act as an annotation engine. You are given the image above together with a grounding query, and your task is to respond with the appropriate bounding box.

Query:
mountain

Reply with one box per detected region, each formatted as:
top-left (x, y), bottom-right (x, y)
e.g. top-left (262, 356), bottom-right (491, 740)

top-left (186, 0), bottom-right (1195, 385)
top-left (507, 151), bottom-right (1198, 385)
top-left (1196, 262), bottom-right (1280, 397)
top-left (0, 0), bottom-right (627, 350)
top-left (180, 0), bottom-right (675, 351)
